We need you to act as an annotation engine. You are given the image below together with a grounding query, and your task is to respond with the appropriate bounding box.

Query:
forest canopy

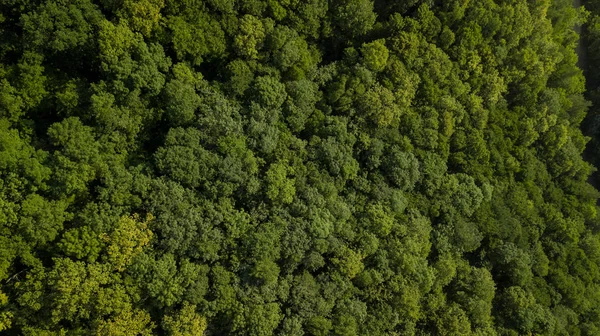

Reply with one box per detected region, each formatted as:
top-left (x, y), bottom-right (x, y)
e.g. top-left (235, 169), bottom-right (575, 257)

top-left (1, 0), bottom-right (599, 335)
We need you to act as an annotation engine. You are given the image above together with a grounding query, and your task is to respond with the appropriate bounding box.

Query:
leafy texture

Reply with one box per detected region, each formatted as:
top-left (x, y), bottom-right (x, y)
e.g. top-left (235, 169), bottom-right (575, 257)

top-left (0, 0), bottom-right (598, 335)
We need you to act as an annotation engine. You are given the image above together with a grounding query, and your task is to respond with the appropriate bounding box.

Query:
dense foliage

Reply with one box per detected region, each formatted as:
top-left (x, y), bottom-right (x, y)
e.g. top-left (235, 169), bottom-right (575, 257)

top-left (0, 0), bottom-right (598, 334)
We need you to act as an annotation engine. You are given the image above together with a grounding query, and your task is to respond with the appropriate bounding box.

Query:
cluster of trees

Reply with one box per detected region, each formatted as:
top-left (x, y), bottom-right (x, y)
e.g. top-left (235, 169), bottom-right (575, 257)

top-left (1, 0), bottom-right (599, 334)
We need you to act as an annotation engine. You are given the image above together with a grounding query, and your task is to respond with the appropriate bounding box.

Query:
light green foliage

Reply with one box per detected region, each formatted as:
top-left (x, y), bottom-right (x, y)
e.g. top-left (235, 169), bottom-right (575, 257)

top-left (137, 254), bottom-right (210, 308)
top-left (49, 260), bottom-right (105, 320)
top-left (235, 302), bottom-right (283, 336)
top-left (95, 309), bottom-right (154, 335)
top-left (119, 0), bottom-right (165, 37)
top-left (266, 161), bottom-right (295, 204)
top-left (365, 202), bottom-right (395, 236)
top-left (361, 39), bottom-right (389, 72)
top-left (306, 315), bottom-right (332, 336)
top-left (104, 214), bottom-right (153, 271)
top-left (169, 14), bottom-right (226, 66)
top-left (162, 302), bottom-right (207, 336)
top-left (97, 20), bottom-right (137, 74)
top-left (359, 83), bottom-right (400, 127)
top-left (18, 194), bottom-right (70, 246)
top-left (235, 15), bottom-right (267, 59)
top-left (0, 119), bottom-right (50, 188)
top-left (450, 264), bottom-right (496, 330)
top-left (0, 291), bottom-right (12, 332)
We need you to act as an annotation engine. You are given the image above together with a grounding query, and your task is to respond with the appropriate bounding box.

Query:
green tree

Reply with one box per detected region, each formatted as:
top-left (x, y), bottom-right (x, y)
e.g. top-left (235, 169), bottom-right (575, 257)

top-left (162, 302), bottom-right (207, 336)
top-left (266, 161), bottom-right (296, 204)
top-left (331, 0), bottom-right (376, 38)
top-left (361, 39), bottom-right (389, 72)
top-left (235, 15), bottom-right (268, 59)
